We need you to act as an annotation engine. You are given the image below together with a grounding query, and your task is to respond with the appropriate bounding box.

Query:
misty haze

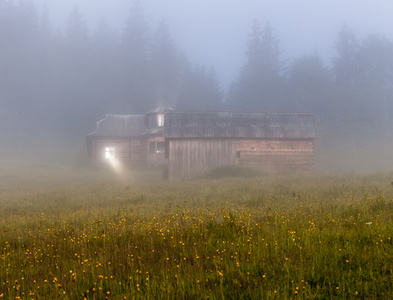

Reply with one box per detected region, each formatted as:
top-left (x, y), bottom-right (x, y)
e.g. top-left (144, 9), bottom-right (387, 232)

top-left (2, 1), bottom-right (393, 298)
top-left (1, 0), bottom-right (392, 174)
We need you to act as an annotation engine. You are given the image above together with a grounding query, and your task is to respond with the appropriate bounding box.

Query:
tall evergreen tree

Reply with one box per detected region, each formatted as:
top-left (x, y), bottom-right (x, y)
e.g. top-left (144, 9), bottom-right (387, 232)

top-left (357, 33), bottom-right (393, 137)
top-left (288, 52), bottom-right (332, 113)
top-left (150, 18), bottom-right (185, 108)
top-left (58, 6), bottom-right (94, 135)
top-left (176, 64), bottom-right (223, 111)
top-left (326, 26), bottom-right (393, 171)
top-left (226, 21), bottom-right (287, 112)
top-left (358, 34), bottom-right (393, 89)
top-left (92, 18), bottom-right (118, 57)
top-left (203, 66), bottom-right (223, 110)
top-left (64, 6), bottom-right (91, 63)
top-left (90, 17), bottom-right (119, 117)
top-left (0, 0), bottom-right (39, 110)
top-left (332, 24), bottom-right (360, 85)
top-left (118, 1), bottom-right (153, 113)
top-left (33, 3), bottom-right (57, 120)
top-left (331, 25), bottom-right (362, 127)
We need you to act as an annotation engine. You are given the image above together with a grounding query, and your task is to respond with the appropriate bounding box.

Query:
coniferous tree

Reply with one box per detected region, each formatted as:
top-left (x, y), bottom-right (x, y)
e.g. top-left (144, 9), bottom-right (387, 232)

top-left (0, 0), bottom-right (39, 112)
top-left (331, 25), bottom-right (363, 133)
top-left (226, 21), bottom-right (287, 112)
top-left (90, 18), bottom-right (119, 117)
top-left (326, 26), bottom-right (393, 170)
top-left (58, 6), bottom-right (94, 135)
top-left (288, 52), bottom-right (332, 113)
top-left (358, 33), bottom-right (393, 92)
top-left (203, 66), bottom-right (223, 110)
top-left (357, 34), bottom-right (393, 138)
top-left (118, 1), bottom-right (153, 113)
top-left (177, 65), bottom-right (223, 111)
top-left (332, 25), bottom-right (360, 85)
top-left (64, 6), bottom-right (91, 69)
top-left (150, 19), bottom-right (185, 108)
top-left (0, 0), bottom-right (227, 161)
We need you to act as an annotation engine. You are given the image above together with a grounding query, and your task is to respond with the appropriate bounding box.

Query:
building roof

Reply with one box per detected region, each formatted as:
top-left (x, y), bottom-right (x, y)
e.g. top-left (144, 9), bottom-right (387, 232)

top-left (164, 111), bottom-right (317, 139)
top-left (145, 105), bottom-right (174, 114)
top-left (89, 114), bottom-right (146, 137)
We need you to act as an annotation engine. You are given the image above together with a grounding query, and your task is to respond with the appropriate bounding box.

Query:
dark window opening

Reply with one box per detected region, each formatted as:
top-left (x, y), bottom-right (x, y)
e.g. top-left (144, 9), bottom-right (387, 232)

top-left (150, 141), bottom-right (165, 154)
top-left (236, 151), bottom-right (241, 158)
top-left (157, 142), bottom-right (165, 153)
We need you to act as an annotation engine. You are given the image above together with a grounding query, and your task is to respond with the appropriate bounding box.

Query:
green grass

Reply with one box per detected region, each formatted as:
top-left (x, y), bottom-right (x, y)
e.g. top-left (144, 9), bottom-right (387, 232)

top-left (1, 167), bottom-right (393, 299)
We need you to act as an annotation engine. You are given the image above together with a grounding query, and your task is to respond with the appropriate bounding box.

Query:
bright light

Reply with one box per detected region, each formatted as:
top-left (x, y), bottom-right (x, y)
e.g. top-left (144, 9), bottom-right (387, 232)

top-left (157, 114), bottom-right (164, 127)
top-left (105, 147), bottom-right (114, 159)
top-left (103, 146), bottom-right (133, 182)
top-left (105, 147), bottom-right (123, 174)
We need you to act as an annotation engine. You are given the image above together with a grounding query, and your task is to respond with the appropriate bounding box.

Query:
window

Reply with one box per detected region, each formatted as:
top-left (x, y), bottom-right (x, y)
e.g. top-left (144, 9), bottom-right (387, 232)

top-left (105, 147), bottom-right (114, 159)
top-left (157, 114), bottom-right (164, 127)
top-left (149, 141), bottom-right (165, 154)
top-left (157, 142), bottom-right (165, 153)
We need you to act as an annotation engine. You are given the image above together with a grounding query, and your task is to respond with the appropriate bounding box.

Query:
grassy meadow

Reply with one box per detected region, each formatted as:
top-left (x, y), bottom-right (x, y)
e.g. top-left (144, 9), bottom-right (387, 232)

top-left (1, 163), bottom-right (393, 299)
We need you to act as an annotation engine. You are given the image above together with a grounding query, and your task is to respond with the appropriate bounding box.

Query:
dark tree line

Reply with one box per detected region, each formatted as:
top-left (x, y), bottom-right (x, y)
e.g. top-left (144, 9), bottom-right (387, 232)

top-left (1, 1), bottom-right (393, 169)
top-left (226, 22), bottom-right (393, 171)
top-left (228, 22), bottom-right (393, 123)
top-left (0, 1), bottom-right (223, 145)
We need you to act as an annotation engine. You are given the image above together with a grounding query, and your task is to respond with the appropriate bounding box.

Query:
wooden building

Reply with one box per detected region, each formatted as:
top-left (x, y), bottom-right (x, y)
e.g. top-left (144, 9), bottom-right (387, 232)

top-left (86, 114), bottom-right (147, 167)
top-left (86, 106), bottom-right (173, 168)
top-left (143, 105), bottom-right (174, 167)
top-left (164, 111), bottom-right (317, 179)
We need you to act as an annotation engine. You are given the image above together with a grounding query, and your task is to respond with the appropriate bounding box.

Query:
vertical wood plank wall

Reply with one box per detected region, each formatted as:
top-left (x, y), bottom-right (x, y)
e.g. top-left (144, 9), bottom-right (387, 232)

top-left (168, 139), bottom-right (314, 179)
top-left (168, 139), bottom-right (237, 179)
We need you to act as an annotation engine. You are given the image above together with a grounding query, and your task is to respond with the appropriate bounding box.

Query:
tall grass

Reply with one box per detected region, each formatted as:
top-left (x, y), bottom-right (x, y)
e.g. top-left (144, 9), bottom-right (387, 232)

top-left (1, 169), bottom-right (393, 298)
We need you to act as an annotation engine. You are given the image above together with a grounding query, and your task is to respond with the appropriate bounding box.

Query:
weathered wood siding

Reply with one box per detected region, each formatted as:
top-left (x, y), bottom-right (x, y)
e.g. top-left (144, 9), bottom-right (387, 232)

top-left (91, 137), bottom-right (147, 168)
top-left (147, 136), bottom-right (167, 167)
top-left (168, 139), bottom-right (237, 179)
top-left (236, 139), bottom-right (313, 173)
top-left (167, 138), bottom-right (314, 179)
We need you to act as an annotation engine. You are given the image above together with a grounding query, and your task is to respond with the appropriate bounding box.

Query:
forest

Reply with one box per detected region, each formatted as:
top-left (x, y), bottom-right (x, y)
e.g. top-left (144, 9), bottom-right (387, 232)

top-left (1, 1), bottom-right (393, 171)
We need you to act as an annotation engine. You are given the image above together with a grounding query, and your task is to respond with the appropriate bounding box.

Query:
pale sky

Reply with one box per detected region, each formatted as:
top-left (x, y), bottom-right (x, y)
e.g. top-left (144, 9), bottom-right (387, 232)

top-left (37, 0), bottom-right (393, 89)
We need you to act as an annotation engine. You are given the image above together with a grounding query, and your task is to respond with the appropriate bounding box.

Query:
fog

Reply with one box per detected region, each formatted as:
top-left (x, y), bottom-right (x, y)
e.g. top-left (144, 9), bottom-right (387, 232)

top-left (41, 0), bottom-right (392, 89)
top-left (1, 0), bottom-right (393, 176)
